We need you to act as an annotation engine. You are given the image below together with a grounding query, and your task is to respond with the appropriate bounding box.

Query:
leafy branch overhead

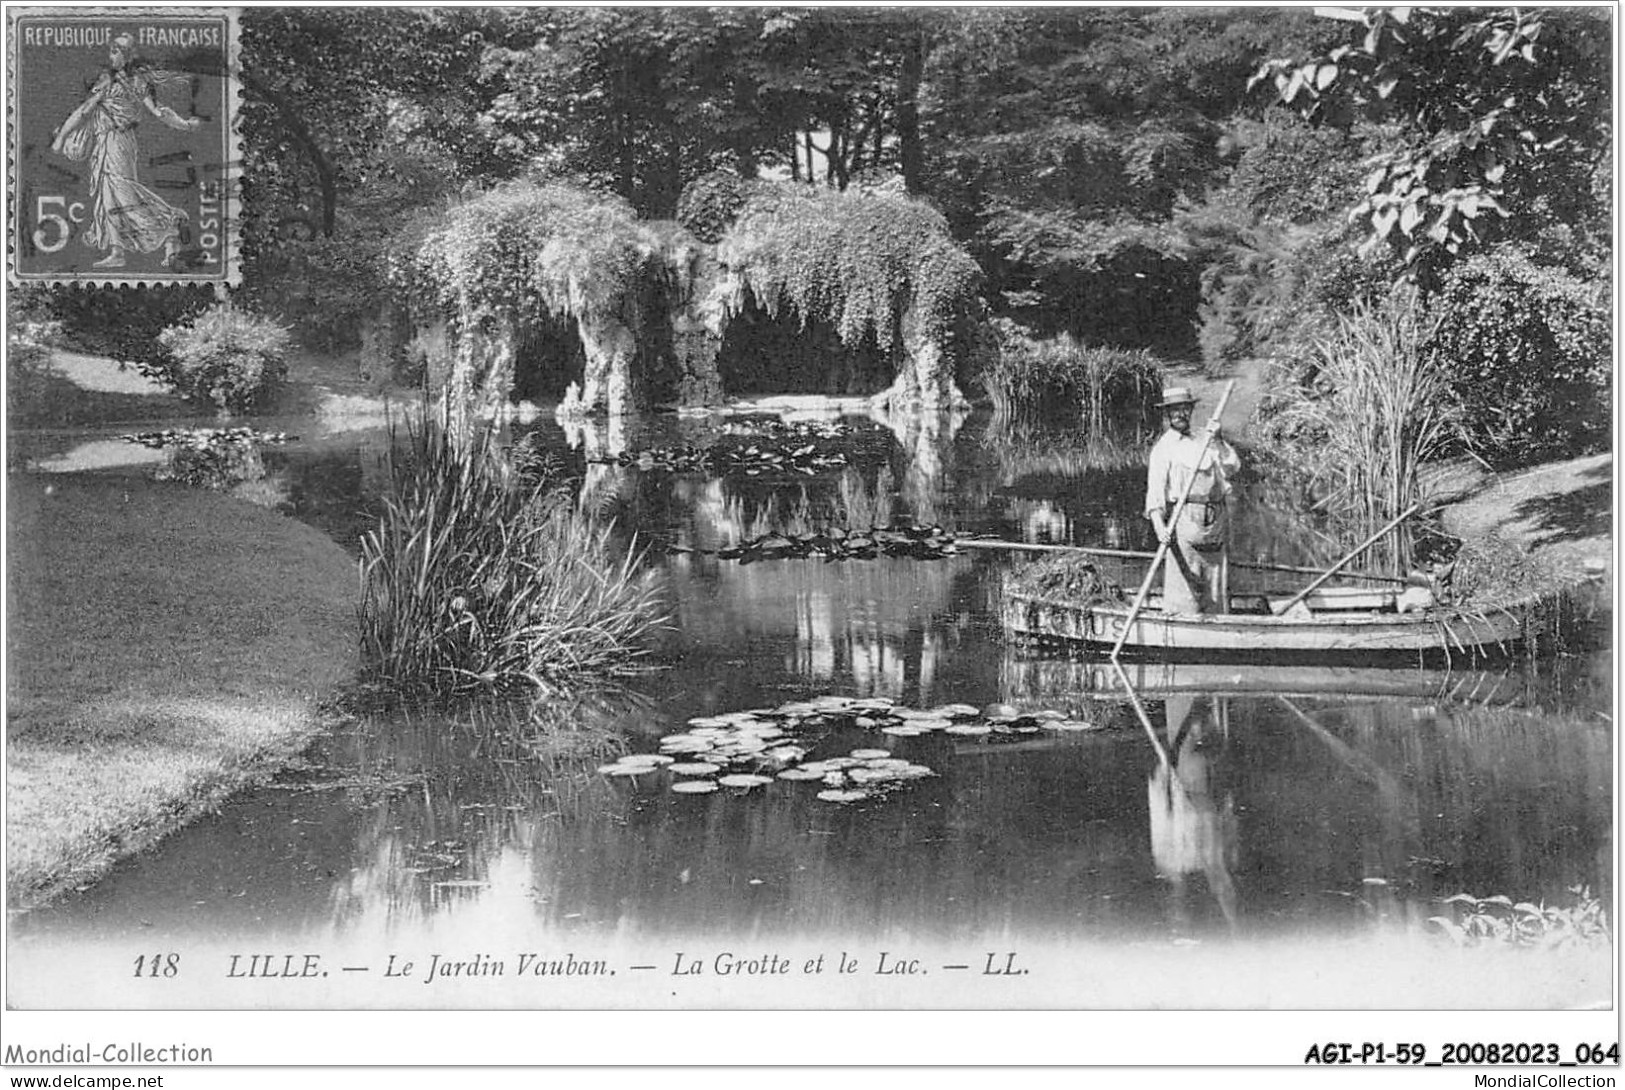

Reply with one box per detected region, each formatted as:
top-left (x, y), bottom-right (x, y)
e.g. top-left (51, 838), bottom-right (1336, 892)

top-left (1248, 7), bottom-right (1605, 277)
top-left (1251, 6), bottom-right (1611, 272)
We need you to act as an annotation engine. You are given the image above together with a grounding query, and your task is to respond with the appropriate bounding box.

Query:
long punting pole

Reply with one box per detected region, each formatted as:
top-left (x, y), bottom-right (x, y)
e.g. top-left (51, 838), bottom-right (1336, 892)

top-left (1272, 503), bottom-right (1421, 616)
top-left (952, 539), bottom-right (1407, 585)
top-left (1112, 660), bottom-right (1171, 770)
top-left (1110, 380), bottom-right (1236, 663)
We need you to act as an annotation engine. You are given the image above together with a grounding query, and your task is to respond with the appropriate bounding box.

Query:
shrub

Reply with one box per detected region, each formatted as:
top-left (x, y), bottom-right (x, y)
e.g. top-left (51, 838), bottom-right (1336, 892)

top-left (1428, 247), bottom-right (1611, 468)
top-left (983, 324), bottom-right (1164, 435)
top-left (123, 427), bottom-right (295, 489)
top-left (358, 406), bottom-right (668, 696)
top-left (6, 301), bottom-right (65, 425)
top-left (675, 169), bottom-right (747, 244)
top-left (1224, 112), bottom-right (1370, 225)
top-left (162, 432), bottom-right (264, 489)
top-left (1429, 887), bottom-right (1610, 950)
top-left (154, 305), bottom-right (293, 414)
top-left (27, 283), bottom-right (212, 368)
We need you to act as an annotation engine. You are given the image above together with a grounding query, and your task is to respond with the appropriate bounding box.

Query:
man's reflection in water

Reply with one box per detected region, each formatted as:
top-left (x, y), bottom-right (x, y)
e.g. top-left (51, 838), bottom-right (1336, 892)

top-left (1147, 693), bottom-right (1240, 933)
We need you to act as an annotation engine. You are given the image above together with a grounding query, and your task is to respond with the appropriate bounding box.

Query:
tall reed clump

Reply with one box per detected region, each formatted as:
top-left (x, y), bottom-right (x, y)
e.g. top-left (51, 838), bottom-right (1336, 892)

top-left (359, 408), bottom-right (667, 696)
top-left (1262, 288), bottom-right (1462, 572)
top-left (984, 327), bottom-right (1163, 436)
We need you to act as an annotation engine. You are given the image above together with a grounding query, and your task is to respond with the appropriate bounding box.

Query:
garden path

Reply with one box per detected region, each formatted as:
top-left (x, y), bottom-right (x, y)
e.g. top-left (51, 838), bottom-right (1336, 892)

top-left (1441, 452), bottom-right (1613, 596)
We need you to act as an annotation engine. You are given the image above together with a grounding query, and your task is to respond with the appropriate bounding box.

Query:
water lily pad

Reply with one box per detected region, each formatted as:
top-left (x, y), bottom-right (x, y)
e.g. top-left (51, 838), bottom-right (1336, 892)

top-left (865, 757), bottom-right (911, 769)
top-left (1052, 720), bottom-right (1096, 732)
top-left (981, 703), bottom-right (1019, 721)
top-left (905, 717), bottom-right (953, 731)
top-left (687, 716), bottom-right (732, 728)
top-left (946, 723), bottom-right (993, 736)
top-left (849, 767), bottom-right (897, 784)
top-left (850, 748), bottom-right (891, 760)
top-left (1033, 709), bottom-right (1067, 720)
top-left (766, 745), bottom-right (808, 762)
top-left (599, 763), bottom-right (652, 776)
top-left (934, 703), bottom-right (981, 718)
top-left (659, 735), bottom-right (714, 752)
top-left (718, 774), bottom-right (773, 788)
top-left (777, 767), bottom-right (825, 781)
top-left (619, 753), bottom-right (675, 766)
top-left (670, 780), bottom-right (719, 794)
top-left (881, 725), bottom-right (925, 737)
top-left (816, 789), bottom-right (870, 804)
top-left (668, 762), bottom-right (723, 776)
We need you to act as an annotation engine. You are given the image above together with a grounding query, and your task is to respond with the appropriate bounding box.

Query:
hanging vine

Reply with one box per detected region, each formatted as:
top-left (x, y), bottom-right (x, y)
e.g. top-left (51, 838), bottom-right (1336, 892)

top-left (717, 186), bottom-right (983, 351)
top-left (388, 180), bottom-right (660, 331)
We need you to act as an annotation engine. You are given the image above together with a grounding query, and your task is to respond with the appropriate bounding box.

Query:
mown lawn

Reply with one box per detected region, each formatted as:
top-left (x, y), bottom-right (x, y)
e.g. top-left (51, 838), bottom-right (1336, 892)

top-left (6, 473), bottom-right (358, 909)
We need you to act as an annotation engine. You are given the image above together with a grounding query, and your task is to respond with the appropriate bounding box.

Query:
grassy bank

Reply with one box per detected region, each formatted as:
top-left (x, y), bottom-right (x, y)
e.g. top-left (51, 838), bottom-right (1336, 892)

top-left (6, 474), bottom-right (358, 910)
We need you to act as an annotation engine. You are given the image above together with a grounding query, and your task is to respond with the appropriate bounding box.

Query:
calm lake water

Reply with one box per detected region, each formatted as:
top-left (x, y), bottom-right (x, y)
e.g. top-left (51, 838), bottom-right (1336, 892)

top-left (8, 407), bottom-right (1614, 1008)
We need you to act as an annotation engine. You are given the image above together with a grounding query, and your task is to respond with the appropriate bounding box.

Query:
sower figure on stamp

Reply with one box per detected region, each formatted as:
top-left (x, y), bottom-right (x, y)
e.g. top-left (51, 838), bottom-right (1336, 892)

top-left (50, 32), bottom-right (200, 269)
top-left (1143, 386), bottom-right (1241, 615)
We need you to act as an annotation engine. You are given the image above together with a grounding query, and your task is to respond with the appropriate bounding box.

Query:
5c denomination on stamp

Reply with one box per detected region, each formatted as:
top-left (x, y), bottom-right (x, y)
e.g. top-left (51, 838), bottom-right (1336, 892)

top-left (9, 7), bottom-right (240, 287)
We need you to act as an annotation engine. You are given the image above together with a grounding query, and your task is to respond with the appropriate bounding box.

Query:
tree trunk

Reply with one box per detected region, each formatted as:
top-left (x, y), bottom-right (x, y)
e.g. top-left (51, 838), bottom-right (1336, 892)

top-left (897, 27), bottom-right (926, 194)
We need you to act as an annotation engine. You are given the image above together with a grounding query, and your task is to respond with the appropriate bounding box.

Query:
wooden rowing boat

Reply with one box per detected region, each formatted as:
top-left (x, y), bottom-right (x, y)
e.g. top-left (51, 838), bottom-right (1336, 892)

top-left (1002, 584), bottom-right (1531, 659)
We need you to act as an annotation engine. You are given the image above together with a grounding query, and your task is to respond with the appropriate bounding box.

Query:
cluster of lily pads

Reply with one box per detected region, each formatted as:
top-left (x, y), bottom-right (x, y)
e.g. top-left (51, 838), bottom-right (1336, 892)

top-left (716, 417), bottom-right (866, 442)
top-left (597, 695), bottom-right (1101, 803)
top-left (121, 426), bottom-right (295, 450)
top-left (593, 440), bottom-right (848, 478)
top-left (594, 417), bottom-right (893, 479)
top-left (670, 523), bottom-right (957, 564)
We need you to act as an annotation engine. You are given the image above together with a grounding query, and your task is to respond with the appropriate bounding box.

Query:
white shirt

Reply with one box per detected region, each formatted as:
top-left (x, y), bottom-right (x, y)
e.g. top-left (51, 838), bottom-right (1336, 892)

top-left (1144, 428), bottom-right (1240, 518)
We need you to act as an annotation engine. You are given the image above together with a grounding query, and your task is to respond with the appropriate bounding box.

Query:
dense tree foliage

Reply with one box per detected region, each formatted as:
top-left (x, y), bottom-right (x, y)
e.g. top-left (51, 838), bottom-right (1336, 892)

top-left (920, 8), bottom-right (1336, 350)
top-left (1254, 6), bottom-right (1611, 279)
top-left (20, 6), bottom-right (1608, 469)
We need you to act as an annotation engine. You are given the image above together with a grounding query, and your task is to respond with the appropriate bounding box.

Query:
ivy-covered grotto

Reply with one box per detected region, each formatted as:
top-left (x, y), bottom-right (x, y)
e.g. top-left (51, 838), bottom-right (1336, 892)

top-left (388, 176), bottom-right (985, 419)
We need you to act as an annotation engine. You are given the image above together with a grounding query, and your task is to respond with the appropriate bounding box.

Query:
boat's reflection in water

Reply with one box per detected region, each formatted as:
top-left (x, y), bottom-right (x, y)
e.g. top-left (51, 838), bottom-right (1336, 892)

top-left (1002, 649), bottom-right (1611, 941)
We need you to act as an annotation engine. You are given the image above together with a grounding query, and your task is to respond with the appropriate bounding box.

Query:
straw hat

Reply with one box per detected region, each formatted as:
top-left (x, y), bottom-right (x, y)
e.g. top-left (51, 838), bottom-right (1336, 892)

top-left (1159, 386), bottom-right (1197, 408)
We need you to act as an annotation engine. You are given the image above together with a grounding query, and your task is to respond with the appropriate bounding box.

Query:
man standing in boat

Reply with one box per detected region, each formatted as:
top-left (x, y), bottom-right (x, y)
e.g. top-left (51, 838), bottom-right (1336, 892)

top-left (1144, 386), bottom-right (1241, 614)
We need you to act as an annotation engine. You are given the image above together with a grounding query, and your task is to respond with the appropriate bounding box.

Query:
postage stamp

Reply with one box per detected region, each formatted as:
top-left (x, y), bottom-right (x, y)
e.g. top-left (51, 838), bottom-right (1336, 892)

top-left (8, 7), bottom-right (240, 287)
